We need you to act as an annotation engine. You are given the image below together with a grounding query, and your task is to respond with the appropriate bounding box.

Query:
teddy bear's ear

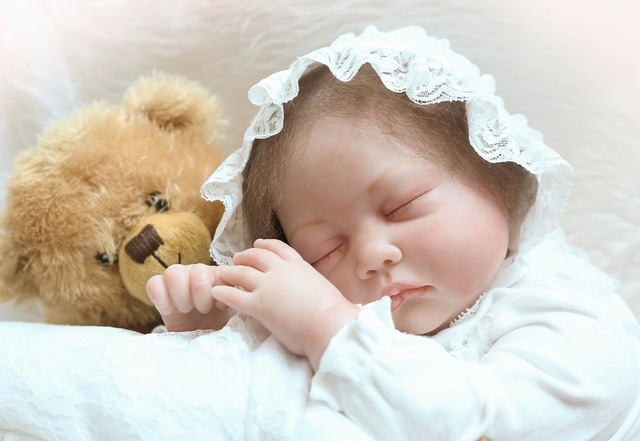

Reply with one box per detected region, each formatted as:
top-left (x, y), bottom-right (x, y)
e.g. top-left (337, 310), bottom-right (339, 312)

top-left (0, 233), bottom-right (40, 304)
top-left (122, 71), bottom-right (226, 135)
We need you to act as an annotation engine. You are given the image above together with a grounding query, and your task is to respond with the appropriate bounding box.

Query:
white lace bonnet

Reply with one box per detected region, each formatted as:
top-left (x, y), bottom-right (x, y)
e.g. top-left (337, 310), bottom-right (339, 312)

top-left (201, 25), bottom-right (572, 266)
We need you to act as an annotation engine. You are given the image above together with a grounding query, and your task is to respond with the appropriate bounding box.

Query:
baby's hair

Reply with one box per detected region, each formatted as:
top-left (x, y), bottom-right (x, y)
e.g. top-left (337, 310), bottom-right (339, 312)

top-left (243, 64), bottom-right (537, 252)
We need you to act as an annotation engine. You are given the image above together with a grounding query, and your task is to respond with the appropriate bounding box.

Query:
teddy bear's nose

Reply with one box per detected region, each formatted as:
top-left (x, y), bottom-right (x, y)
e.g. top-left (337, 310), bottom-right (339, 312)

top-left (124, 224), bottom-right (170, 268)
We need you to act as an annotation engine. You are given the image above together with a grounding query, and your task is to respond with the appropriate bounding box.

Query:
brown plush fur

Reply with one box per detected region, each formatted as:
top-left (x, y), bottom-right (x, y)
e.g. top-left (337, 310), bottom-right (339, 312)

top-left (0, 72), bottom-right (226, 332)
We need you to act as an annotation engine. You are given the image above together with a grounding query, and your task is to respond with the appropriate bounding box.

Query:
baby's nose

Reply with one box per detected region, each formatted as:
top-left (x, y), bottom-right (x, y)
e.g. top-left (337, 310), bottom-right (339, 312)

top-left (354, 233), bottom-right (402, 280)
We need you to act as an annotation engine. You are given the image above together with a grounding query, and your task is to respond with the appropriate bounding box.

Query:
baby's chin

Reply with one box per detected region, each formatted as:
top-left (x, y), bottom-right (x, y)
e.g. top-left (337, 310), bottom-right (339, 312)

top-left (391, 299), bottom-right (449, 335)
top-left (394, 321), bottom-right (447, 336)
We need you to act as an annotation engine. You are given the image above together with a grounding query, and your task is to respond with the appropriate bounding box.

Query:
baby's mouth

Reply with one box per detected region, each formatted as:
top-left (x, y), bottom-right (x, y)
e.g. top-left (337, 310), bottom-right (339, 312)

top-left (384, 286), bottom-right (428, 311)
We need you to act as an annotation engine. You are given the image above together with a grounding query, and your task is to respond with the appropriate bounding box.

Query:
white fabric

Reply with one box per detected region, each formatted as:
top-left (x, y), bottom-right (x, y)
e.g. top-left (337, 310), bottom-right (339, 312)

top-left (311, 233), bottom-right (640, 440)
top-left (0, 315), bottom-right (372, 441)
top-left (201, 25), bottom-right (572, 265)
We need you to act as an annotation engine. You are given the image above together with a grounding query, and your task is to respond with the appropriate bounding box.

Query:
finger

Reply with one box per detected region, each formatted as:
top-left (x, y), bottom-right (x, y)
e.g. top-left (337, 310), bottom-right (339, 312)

top-left (189, 263), bottom-right (216, 314)
top-left (210, 266), bottom-right (230, 310)
top-left (146, 275), bottom-right (176, 316)
top-left (232, 247), bottom-right (283, 272)
top-left (210, 285), bottom-right (253, 315)
top-left (253, 238), bottom-right (302, 261)
top-left (217, 265), bottom-right (263, 292)
top-left (163, 264), bottom-right (195, 313)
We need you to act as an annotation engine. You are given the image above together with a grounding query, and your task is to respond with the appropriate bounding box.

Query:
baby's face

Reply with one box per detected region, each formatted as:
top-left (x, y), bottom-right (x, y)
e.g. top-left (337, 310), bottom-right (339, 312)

top-left (277, 118), bottom-right (510, 334)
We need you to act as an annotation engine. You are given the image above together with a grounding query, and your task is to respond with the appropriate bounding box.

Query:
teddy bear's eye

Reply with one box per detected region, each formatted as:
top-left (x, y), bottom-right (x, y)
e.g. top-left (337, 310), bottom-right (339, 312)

top-left (146, 192), bottom-right (169, 212)
top-left (95, 251), bottom-right (119, 266)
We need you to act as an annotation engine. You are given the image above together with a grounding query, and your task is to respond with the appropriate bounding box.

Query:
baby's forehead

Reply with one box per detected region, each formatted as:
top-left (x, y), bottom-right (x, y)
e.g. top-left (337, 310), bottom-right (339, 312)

top-left (290, 116), bottom-right (463, 187)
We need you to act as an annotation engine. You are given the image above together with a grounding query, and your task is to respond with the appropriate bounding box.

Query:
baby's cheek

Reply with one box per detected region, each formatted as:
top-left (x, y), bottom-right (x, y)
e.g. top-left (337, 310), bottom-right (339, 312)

top-left (322, 268), bottom-right (364, 305)
top-left (460, 223), bottom-right (509, 290)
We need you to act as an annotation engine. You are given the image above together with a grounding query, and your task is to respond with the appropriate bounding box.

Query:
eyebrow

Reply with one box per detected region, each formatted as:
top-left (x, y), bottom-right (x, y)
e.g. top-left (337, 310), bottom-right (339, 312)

top-left (287, 219), bottom-right (325, 244)
top-left (367, 161), bottom-right (407, 196)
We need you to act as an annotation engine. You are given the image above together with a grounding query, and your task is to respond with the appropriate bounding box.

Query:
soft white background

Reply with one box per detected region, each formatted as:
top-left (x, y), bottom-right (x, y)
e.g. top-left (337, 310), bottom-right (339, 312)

top-left (1, 0), bottom-right (638, 320)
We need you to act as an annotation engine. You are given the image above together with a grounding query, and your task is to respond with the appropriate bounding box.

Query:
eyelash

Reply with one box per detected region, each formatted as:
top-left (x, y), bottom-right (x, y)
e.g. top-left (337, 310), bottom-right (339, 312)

top-left (387, 192), bottom-right (427, 219)
top-left (387, 199), bottom-right (415, 219)
top-left (312, 243), bottom-right (346, 267)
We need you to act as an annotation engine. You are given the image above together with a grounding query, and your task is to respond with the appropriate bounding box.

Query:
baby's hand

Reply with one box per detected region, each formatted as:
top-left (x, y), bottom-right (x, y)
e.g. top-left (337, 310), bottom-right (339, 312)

top-left (211, 239), bottom-right (359, 370)
top-left (146, 263), bottom-right (235, 332)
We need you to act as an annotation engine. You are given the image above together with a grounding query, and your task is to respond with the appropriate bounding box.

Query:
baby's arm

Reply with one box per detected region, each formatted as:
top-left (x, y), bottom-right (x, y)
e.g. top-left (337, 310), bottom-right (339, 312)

top-left (210, 239), bottom-right (359, 369)
top-left (310, 289), bottom-right (640, 440)
top-left (146, 263), bottom-right (235, 332)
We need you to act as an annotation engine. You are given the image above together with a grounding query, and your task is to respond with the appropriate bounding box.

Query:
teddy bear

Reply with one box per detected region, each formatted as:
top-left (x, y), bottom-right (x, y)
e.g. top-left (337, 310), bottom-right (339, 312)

top-left (0, 72), bottom-right (227, 333)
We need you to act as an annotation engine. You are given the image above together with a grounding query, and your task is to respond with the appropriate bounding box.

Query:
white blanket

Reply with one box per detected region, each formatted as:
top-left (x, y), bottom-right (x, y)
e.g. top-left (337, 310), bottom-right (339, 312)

top-left (0, 316), bottom-right (372, 441)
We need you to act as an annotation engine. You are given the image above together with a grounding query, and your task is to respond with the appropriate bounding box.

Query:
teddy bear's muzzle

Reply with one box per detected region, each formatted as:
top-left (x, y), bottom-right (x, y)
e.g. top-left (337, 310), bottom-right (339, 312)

top-left (119, 212), bottom-right (214, 306)
top-left (124, 223), bottom-right (175, 269)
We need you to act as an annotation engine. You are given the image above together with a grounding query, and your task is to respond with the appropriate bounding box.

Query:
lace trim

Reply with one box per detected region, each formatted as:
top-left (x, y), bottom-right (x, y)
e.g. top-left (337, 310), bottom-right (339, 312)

top-left (449, 293), bottom-right (486, 327)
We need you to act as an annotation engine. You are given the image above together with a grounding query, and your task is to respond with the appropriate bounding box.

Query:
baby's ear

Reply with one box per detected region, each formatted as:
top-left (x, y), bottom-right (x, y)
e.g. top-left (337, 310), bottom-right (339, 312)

top-left (122, 71), bottom-right (225, 134)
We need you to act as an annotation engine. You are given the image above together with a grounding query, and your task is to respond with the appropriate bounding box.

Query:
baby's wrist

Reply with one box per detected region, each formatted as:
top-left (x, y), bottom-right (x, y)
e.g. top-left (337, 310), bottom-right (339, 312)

top-left (305, 300), bottom-right (359, 371)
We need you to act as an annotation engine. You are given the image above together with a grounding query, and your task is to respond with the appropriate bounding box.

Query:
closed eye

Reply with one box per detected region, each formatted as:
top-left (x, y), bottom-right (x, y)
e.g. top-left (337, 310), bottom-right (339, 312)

top-left (311, 243), bottom-right (346, 267)
top-left (387, 199), bottom-right (415, 219)
top-left (387, 192), bottom-right (429, 220)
